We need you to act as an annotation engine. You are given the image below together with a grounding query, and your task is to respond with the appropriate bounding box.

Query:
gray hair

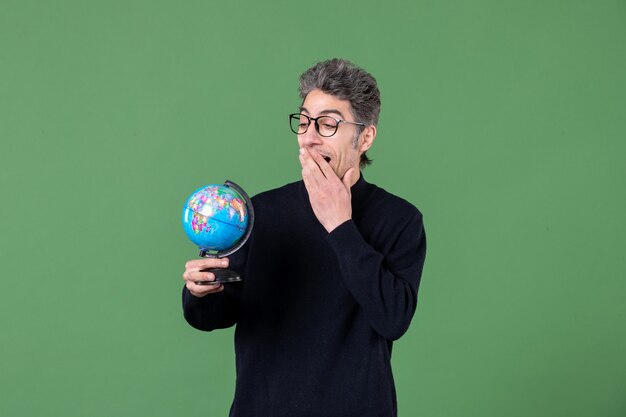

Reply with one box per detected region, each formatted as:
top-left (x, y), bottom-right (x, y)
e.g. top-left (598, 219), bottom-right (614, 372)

top-left (298, 58), bottom-right (381, 168)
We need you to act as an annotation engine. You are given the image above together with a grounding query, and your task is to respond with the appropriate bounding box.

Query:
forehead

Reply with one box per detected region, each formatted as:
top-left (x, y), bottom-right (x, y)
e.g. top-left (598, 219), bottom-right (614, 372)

top-left (301, 89), bottom-right (353, 119)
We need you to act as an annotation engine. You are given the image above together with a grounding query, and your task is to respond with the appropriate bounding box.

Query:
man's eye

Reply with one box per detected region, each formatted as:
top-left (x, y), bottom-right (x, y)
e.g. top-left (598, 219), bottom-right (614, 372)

top-left (322, 123), bottom-right (335, 129)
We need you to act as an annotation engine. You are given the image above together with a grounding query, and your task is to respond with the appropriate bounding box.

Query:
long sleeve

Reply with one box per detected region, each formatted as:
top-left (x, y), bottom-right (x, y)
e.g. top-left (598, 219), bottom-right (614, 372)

top-left (182, 284), bottom-right (241, 331)
top-left (326, 211), bottom-right (426, 341)
top-left (181, 240), bottom-right (248, 331)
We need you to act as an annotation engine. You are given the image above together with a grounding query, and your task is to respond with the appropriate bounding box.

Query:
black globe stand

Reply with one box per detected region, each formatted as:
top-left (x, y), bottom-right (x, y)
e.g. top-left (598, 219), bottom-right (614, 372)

top-left (196, 249), bottom-right (243, 285)
top-left (193, 180), bottom-right (254, 286)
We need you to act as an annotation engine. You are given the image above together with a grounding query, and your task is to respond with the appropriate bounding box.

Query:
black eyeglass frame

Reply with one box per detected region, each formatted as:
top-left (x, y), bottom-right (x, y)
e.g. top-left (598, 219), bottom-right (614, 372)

top-left (289, 113), bottom-right (366, 137)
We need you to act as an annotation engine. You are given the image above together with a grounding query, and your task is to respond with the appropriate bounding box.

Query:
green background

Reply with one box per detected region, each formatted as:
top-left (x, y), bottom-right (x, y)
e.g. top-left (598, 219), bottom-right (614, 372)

top-left (1, 0), bottom-right (625, 416)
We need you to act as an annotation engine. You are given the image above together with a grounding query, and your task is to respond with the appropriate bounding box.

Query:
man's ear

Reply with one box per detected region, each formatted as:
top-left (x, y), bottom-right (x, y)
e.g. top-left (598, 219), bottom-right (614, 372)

top-left (359, 125), bottom-right (377, 153)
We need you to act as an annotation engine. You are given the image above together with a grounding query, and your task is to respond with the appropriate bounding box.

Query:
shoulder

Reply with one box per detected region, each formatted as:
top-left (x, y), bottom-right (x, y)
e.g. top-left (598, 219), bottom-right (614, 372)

top-left (359, 179), bottom-right (423, 222)
top-left (352, 178), bottom-right (426, 256)
top-left (252, 180), bottom-right (302, 202)
top-left (249, 180), bottom-right (305, 214)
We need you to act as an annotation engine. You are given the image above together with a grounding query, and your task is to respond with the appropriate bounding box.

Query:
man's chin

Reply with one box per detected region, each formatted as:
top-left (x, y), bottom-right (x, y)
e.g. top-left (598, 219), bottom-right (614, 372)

top-left (340, 167), bottom-right (360, 186)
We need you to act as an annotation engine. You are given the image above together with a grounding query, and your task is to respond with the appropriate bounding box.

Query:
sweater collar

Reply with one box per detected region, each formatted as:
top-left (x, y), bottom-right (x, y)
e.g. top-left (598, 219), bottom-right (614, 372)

top-left (350, 172), bottom-right (370, 207)
top-left (298, 171), bottom-right (370, 207)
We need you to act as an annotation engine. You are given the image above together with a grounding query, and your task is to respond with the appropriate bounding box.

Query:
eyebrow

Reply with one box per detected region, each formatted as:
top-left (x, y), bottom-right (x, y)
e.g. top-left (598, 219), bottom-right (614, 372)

top-left (299, 107), bottom-right (346, 120)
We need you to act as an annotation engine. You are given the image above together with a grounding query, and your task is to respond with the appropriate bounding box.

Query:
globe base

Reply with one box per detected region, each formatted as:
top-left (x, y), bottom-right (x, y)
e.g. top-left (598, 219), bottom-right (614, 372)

top-left (195, 267), bottom-right (243, 285)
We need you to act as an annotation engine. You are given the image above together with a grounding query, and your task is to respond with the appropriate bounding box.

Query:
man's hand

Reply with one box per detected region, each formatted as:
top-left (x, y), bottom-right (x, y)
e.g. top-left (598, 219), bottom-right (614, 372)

top-left (182, 258), bottom-right (229, 297)
top-left (299, 147), bottom-right (354, 233)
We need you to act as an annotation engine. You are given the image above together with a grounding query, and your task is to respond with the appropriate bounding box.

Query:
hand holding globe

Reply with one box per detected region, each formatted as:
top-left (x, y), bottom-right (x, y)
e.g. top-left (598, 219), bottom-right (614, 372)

top-left (182, 181), bottom-right (254, 285)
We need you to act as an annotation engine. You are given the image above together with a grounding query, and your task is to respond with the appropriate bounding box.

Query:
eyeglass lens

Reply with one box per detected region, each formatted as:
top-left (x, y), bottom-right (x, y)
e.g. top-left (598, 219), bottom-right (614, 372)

top-left (290, 114), bottom-right (338, 137)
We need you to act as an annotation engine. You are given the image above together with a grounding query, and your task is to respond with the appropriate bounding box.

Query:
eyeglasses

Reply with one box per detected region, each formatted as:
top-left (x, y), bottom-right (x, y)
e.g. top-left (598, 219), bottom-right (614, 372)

top-left (289, 113), bottom-right (365, 137)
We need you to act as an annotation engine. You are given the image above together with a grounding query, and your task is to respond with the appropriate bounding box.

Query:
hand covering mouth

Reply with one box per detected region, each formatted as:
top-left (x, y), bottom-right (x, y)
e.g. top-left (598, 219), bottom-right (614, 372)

top-left (306, 148), bottom-right (331, 163)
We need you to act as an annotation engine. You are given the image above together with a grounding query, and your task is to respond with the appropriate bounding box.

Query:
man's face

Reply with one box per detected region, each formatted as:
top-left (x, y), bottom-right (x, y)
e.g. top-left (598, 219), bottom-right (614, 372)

top-left (297, 89), bottom-right (364, 180)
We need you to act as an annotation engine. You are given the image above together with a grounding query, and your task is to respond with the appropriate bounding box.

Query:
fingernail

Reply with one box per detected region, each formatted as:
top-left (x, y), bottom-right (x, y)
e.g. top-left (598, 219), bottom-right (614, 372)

top-left (221, 259), bottom-right (228, 266)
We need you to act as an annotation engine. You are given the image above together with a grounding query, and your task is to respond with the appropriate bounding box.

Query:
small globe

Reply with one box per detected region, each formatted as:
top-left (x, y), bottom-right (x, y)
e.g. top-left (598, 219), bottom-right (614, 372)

top-left (182, 183), bottom-right (251, 254)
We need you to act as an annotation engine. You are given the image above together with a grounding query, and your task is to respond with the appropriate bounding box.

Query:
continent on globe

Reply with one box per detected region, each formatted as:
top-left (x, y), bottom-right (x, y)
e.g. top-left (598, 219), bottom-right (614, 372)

top-left (182, 184), bottom-right (249, 253)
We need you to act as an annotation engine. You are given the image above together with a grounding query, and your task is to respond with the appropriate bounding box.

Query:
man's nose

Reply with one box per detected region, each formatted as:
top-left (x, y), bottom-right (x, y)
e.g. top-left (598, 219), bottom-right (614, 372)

top-left (301, 122), bottom-right (323, 146)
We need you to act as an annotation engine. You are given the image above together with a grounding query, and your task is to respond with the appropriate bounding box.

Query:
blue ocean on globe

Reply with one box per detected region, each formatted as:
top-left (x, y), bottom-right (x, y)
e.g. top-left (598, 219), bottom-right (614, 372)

top-left (182, 184), bottom-right (249, 252)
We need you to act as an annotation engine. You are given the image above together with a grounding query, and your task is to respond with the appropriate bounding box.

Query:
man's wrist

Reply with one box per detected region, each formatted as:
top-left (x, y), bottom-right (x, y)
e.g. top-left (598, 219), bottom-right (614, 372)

top-left (325, 217), bottom-right (352, 233)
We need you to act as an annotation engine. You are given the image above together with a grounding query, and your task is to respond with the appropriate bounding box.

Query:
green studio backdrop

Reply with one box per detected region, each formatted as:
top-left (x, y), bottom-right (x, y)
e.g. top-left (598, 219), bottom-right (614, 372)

top-left (1, 1), bottom-right (625, 416)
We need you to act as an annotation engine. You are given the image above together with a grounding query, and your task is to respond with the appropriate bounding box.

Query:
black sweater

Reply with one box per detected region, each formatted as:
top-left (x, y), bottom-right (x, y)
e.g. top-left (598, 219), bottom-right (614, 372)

top-left (182, 175), bottom-right (426, 417)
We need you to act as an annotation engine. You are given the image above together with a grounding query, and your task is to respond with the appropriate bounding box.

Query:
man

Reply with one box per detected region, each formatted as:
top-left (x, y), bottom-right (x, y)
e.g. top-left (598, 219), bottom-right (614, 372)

top-left (182, 58), bottom-right (427, 417)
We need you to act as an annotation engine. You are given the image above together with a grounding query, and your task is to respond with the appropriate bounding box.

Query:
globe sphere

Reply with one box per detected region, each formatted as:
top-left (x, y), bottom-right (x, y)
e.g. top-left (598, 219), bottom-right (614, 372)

top-left (182, 184), bottom-right (250, 253)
